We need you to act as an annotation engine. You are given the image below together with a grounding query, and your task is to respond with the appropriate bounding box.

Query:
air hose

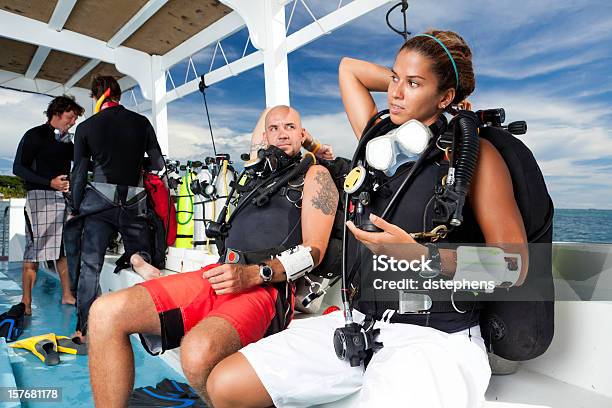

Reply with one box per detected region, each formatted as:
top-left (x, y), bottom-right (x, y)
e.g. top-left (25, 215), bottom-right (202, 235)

top-left (446, 110), bottom-right (480, 226)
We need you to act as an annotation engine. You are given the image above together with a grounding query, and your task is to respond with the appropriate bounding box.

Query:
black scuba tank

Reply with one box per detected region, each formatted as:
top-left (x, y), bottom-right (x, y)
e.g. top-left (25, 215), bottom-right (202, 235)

top-left (478, 127), bottom-right (555, 361)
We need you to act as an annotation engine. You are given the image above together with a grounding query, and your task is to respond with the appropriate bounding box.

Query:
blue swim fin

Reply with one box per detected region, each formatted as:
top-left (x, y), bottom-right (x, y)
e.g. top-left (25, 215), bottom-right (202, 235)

top-left (129, 378), bottom-right (207, 407)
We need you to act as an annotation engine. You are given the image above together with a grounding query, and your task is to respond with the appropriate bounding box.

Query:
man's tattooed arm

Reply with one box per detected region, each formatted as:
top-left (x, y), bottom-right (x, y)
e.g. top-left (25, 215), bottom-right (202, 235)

top-left (311, 170), bottom-right (339, 215)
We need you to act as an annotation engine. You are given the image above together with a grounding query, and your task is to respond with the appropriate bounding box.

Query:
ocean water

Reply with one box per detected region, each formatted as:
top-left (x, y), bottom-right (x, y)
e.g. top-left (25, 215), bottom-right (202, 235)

top-left (553, 208), bottom-right (612, 243)
top-left (0, 206), bottom-right (610, 246)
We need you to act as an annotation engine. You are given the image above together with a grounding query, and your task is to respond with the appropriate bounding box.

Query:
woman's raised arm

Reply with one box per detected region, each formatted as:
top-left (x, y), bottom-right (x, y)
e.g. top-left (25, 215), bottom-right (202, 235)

top-left (339, 57), bottom-right (392, 139)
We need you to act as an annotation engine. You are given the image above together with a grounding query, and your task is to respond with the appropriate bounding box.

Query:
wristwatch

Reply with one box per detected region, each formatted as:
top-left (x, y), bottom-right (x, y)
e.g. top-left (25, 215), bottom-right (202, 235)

top-left (259, 263), bottom-right (273, 284)
top-left (420, 243), bottom-right (441, 279)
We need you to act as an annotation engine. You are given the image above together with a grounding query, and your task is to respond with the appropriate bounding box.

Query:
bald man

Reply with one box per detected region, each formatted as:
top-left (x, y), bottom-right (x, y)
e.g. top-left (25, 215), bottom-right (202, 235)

top-left (87, 105), bottom-right (339, 407)
top-left (250, 106), bottom-right (335, 161)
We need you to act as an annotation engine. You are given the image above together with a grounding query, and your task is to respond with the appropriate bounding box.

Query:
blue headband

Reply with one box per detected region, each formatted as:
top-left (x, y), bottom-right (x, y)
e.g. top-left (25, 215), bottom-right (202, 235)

top-left (413, 34), bottom-right (459, 90)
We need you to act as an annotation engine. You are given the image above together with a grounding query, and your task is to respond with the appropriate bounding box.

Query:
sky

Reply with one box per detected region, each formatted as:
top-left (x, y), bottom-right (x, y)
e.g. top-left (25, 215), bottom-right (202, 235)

top-left (1, 0), bottom-right (612, 209)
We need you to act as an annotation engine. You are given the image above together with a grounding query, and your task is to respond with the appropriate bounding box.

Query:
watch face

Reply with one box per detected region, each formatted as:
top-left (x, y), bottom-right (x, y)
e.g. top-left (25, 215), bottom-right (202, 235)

top-left (260, 265), bottom-right (273, 282)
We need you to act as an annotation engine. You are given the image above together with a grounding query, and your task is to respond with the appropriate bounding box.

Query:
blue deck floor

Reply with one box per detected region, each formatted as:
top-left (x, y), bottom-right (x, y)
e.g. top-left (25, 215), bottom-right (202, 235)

top-left (0, 261), bottom-right (184, 407)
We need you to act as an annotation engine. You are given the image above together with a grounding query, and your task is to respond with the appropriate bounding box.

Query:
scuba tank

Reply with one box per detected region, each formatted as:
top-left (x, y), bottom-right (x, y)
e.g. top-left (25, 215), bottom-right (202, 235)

top-left (175, 164), bottom-right (195, 248)
top-left (215, 155), bottom-right (235, 221)
top-left (190, 155), bottom-right (236, 253)
top-left (191, 162), bottom-right (212, 251)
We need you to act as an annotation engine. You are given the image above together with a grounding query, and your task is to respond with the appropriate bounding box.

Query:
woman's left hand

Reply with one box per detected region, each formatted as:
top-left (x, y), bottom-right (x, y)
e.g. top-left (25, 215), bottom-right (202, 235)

top-left (346, 214), bottom-right (423, 258)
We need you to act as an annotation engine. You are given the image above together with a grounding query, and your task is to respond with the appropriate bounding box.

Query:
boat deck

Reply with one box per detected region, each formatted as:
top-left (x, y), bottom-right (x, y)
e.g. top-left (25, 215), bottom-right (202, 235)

top-left (0, 261), bottom-right (183, 407)
top-left (2, 254), bottom-right (612, 407)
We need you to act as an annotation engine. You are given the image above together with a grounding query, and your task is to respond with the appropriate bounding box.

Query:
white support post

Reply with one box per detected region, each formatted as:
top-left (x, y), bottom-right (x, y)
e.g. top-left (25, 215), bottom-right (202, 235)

top-left (151, 56), bottom-right (169, 155)
top-left (8, 198), bottom-right (26, 262)
top-left (220, 0), bottom-right (289, 106)
top-left (262, 1), bottom-right (290, 106)
top-left (160, 0), bottom-right (393, 105)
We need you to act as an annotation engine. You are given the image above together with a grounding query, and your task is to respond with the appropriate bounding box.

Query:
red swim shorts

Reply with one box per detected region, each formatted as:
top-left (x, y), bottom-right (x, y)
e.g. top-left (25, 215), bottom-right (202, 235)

top-left (138, 264), bottom-right (282, 355)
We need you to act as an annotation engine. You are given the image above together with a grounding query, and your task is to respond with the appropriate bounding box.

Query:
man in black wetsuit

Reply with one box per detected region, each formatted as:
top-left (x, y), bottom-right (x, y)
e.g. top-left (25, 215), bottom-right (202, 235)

top-left (68, 75), bottom-right (164, 340)
top-left (13, 95), bottom-right (84, 315)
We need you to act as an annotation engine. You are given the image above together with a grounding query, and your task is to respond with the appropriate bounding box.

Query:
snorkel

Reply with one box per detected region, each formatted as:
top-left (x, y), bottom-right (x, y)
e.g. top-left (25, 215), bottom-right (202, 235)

top-left (94, 88), bottom-right (112, 114)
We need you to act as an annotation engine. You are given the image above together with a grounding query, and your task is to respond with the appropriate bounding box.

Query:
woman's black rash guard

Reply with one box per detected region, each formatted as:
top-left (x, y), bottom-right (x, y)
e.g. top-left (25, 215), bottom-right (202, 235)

top-left (70, 105), bottom-right (164, 213)
top-left (13, 124), bottom-right (73, 191)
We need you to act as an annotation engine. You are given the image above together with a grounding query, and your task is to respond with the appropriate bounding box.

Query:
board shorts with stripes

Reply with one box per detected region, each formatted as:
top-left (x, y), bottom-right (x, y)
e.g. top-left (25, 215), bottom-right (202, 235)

top-left (23, 190), bottom-right (66, 262)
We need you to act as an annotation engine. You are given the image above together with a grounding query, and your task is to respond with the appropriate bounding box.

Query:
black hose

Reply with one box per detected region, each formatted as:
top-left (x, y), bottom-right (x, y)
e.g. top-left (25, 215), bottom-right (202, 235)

top-left (340, 112), bottom-right (393, 307)
top-left (380, 141), bottom-right (437, 220)
top-left (252, 154), bottom-right (315, 206)
top-left (199, 75), bottom-right (218, 157)
top-left (446, 111), bottom-right (480, 226)
top-left (453, 111), bottom-right (480, 195)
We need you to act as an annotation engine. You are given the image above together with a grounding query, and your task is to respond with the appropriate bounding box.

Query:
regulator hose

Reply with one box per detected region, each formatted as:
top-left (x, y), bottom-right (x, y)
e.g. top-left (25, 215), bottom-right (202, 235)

top-left (448, 110), bottom-right (480, 225)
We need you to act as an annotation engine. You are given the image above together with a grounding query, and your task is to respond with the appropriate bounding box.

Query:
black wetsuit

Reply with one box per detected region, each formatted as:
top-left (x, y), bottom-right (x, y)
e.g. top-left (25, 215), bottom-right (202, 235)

top-left (69, 105), bottom-right (164, 335)
top-left (13, 123), bottom-right (73, 191)
top-left (71, 105), bottom-right (164, 211)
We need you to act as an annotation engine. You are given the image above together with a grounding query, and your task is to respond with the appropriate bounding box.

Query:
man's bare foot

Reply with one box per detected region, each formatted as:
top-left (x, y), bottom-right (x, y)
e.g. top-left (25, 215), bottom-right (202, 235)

top-left (130, 253), bottom-right (161, 281)
top-left (71, 331), bottom-right (87, 344)
top-left (20, 299), bottom-right (32, 315)
top-left (61, 294), bottom-right (76, 305)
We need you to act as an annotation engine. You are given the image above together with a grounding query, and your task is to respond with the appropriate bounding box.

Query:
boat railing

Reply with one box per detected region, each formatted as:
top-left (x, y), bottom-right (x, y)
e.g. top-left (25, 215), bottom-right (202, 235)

top-left (1, 202), bottom-right (9, 260)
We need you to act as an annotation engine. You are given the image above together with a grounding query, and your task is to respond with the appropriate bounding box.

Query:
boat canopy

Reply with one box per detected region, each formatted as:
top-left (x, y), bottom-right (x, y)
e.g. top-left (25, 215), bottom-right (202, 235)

top-left (0, 0), bottom-right (393, 153)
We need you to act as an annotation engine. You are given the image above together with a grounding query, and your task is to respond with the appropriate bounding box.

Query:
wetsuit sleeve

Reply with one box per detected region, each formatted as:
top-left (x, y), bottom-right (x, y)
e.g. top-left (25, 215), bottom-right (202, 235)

top-left (70, 125), bottom-right (91, 213)
top-left (145, 121), bottom-right (165, 171)
top-left (12, 131), bottom-right (51, 187)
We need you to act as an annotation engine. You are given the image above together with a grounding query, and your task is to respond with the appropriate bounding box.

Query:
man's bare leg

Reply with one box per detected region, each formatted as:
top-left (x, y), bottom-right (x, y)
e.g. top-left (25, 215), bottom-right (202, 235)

top-left (180, 316), bottom-right (242, 405)
top-left (208, 352), bottom-right (274, 408)
top-left (56, 256), bottom-right (76, 305)
top-left (130, 253), bottom-right (161, 280)
top-left (88, 285), bottom-right (161, 408)
top-left (20, 261), bottom-right (38, 315)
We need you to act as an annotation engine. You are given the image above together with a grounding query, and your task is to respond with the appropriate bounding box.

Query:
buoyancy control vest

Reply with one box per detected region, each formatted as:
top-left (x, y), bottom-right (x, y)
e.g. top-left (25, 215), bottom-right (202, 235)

top-left (349, 112), bottom-right (554, 360)
top-left (219, 152), bottom-right (307, 335)
top-left (353, 133), bottom-right (484, 334)
top-left (224, 173), bottom-right (303, 253)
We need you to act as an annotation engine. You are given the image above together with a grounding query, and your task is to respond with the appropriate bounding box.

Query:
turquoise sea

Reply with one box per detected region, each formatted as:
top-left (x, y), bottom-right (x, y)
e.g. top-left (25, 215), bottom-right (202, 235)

top-left (553, 208), bottom-right (612, 243)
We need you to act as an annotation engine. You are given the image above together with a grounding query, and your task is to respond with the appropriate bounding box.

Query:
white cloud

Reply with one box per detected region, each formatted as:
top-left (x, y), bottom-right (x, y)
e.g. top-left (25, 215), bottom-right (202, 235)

top-left (166, 117), bottom-right (251, 163)
top-left (0, 89), bottom-right (87, 170)
top-left (164, 110), bottom-right (358, 164)
top-left (471, 88), bottom-right (612, 209)
top-left (301, 111), bottom-right (357, 159)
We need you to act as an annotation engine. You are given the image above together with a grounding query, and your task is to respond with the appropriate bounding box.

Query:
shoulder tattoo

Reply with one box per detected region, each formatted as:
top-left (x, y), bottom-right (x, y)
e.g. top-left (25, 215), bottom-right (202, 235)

top-left (311, 169), bottom-right (338, 216)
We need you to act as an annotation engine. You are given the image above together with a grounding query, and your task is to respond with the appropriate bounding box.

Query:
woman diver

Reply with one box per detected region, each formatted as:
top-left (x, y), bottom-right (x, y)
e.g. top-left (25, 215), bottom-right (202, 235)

top-left (206, 29), bottom-right (528, 407)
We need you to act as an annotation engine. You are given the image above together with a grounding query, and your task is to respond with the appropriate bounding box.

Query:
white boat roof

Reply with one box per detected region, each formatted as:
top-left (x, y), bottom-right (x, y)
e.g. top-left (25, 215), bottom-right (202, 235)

top-left (0, 0), bottom-right (394, 152)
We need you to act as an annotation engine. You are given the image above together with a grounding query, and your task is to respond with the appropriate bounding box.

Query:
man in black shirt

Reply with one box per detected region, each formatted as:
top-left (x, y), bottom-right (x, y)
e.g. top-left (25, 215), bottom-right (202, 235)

top-left (13, 95), bottom-right (85, 315)
top-left (68, 76), bottom-right (164, 340)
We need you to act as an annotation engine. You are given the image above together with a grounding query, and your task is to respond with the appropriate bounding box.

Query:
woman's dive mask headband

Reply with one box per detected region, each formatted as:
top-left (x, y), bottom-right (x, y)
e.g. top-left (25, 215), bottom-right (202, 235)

top-left (365, 119), bottom-right (433, 176)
